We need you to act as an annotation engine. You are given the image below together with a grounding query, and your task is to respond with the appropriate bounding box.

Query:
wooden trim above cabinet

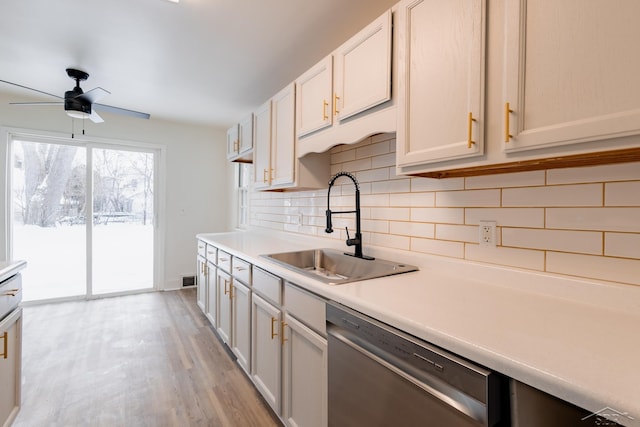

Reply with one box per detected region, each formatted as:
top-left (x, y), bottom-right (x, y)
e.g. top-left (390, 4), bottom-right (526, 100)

top-left (410, 147), bottom-right (640, 179)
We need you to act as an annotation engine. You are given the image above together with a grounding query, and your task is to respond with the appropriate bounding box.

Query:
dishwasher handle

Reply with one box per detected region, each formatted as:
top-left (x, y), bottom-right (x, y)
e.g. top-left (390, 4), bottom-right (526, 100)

top-left (328, 325), bottom-right (490, 426)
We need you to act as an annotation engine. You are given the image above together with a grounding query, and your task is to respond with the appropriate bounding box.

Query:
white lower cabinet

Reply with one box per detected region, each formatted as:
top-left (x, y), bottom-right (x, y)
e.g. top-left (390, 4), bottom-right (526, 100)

top-left (205, 260), bottom-right (217, 328)
top-left (196, 255), bottom-right (207, 313)
top-left (0, 308), bottom-right (22, 427)
top-left (231, 280), bottom-right (251, 373)
top-left (217, 269), bottom-right (232, 344)
top-left (251, 293), bottom-right (283, 414)
top-left (282, 313), bottom-right (327, 427)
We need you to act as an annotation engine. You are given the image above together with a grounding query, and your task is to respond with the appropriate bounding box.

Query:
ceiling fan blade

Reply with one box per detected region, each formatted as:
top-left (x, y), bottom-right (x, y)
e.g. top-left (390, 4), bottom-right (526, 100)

top-left (89, 109), bottom-right (104, 124)
top-left (10, 101), bottom-right (63, 106)
top-left (77, 87), bottom-right (110, 104)
top-left (0, 79), bottom-right (63, 99)
top-left (93, 103), bottom-right (150, 120)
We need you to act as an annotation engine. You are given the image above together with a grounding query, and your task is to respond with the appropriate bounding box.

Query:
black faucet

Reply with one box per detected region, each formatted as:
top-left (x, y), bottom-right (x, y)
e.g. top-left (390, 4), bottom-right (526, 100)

top-left (325, 171), bottom-right (374, 260)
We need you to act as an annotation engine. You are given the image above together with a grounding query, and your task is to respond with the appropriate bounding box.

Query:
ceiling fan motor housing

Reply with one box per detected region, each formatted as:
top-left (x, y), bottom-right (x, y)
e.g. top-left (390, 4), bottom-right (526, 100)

top-left (64, 88), bottom-right (91, 115)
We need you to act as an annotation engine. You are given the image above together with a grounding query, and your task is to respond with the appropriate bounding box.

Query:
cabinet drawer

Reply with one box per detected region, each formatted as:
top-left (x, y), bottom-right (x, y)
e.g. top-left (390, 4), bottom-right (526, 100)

top-left (232, 257), bottom-right (251, 285)
top-left (206, 246), bottom-right (217, 263)
top-left (253, 267), bottom-right (282, 305)
top-left (197, 240), bottom-right (206, 257)
top-left (217, 250), bottom-right (232, 273)
top-left (284, 282), bottom-right (326, 336)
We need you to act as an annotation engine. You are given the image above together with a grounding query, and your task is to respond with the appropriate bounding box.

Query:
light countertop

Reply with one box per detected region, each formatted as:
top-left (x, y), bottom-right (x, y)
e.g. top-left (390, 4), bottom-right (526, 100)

top-left (0, 260), bottom-right (26, 283)
top-left (197, 229), bottom-right (640, 427)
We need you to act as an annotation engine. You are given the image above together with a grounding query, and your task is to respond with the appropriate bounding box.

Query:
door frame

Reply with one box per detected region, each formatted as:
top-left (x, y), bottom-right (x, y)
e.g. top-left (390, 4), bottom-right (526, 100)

top-left (1, 126), bottom-right (166, 302)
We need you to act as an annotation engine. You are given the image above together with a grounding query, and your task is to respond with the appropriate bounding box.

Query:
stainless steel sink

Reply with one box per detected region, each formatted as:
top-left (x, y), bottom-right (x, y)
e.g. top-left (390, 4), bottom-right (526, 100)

top-left (262, 248), bottom-right (418, 285)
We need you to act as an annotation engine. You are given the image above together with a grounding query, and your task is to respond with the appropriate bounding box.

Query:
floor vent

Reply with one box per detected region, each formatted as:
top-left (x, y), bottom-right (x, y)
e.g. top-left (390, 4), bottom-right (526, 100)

top-left (182, 275), bottom-right (196, 287)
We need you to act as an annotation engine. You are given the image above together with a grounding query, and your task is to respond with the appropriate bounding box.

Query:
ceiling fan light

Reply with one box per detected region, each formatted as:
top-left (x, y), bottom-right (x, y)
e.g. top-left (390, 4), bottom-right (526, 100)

top-left (66, 110), bottom-right (89, 120)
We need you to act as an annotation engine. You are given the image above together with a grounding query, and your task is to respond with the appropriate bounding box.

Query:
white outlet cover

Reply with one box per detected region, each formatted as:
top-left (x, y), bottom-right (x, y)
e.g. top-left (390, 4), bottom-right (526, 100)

top-left (479, 220), bottom-right (497, 247)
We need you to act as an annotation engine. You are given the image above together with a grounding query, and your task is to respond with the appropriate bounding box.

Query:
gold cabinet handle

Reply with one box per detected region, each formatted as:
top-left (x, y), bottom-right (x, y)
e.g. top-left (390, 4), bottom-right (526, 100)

top-left (3, 289), bottom-right (19, 297)
top-left (234, 140), bottom-right (239, 153)
top-left (270, 317), bottom-right (278, 340)
top-left (229, 285), bottom-right (233, 300)
top-left (467, 112), bottom-right (477, 148)
top-left (203, 264), bottom-right (208, 276)
top-left (263, 168), bottom-right (268, 183)
top-left (333, 93), bottom-right (340, 116)
top-left (505, 102), bottom-right (513, 142)
top-left (223, 279), bottom-right (229, 295)
top-left (281, 321), bottom-right (288, 345)
top-left (322, 100), bottom-right (329, 120)
top-left (0, 332), bottom-right (7, 359)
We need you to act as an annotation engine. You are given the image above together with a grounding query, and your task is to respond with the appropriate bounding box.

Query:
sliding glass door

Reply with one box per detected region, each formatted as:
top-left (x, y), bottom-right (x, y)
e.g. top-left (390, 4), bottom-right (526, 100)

top-left (11, 137), bottom-right (157, 302)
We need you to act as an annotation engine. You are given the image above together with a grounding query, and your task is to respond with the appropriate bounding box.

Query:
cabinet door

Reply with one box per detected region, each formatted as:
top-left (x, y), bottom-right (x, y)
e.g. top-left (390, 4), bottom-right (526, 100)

top-left (231, 280), bottom-right (251, 373)
top-left (396, 0), bottom-right (486, 166)
top-left (334, 9), bottom-right (392, 122)
top-left (296, 56), bottom-right (333, 137)
top-left (0, 308), bottom-right (21, 427)
top-left (196, 255), bottom-right (207, 313)
top-left (226, 124), bottom-right (239, 159)
top-left (253, 99), bottom-right (272, 190)
top-left (270, 83), bottom-right (296, 188)
top-left (503, 0), bottom-right (640, 152)
top-left (251, 293), bottom-right (282, 415)
top-left (282, 314), bottom-right (328, 427)
top-left (217, 269), bottom-right (232, 345)
top-left (238, 113), bottom-right (254, 156)
top-left (206, 261), bottom-right (218, 328)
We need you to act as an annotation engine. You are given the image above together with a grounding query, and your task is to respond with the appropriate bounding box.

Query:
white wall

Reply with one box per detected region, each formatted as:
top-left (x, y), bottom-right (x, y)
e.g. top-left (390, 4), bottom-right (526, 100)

top-left (0, 91), bottom-right (234, 290)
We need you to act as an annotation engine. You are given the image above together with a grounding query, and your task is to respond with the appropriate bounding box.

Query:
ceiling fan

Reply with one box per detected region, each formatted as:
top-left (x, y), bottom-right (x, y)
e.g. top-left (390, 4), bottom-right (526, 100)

top-left (0, 68), bottom-right (150, 123)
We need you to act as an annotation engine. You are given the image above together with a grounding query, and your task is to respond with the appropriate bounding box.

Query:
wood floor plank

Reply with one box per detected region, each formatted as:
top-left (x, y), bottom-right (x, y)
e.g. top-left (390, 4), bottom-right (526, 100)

top-left (12, 289), bottom-right (281, 427)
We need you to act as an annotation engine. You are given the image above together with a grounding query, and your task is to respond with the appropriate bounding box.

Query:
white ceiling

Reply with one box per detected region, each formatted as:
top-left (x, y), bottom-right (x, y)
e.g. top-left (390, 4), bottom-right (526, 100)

top-left (0, 0), bottom-right (398, 129)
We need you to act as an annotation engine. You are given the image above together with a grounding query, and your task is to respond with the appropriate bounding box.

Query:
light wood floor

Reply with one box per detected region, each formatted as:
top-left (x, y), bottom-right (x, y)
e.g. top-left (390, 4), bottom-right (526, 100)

top-left (13, 289), bottom-right (281, 427)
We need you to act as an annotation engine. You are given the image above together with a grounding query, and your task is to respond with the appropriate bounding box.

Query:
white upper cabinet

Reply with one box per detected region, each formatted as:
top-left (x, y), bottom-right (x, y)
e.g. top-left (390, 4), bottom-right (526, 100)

top-left (226, 113), bottom-right (254, 163)
top-left (503, 0), bottom-right (640, 153)
top-left (295, 9), bottom-right (394, 155)
top-left (396, 0), bottom-right (486, 167)
top-left (270, 83), bottom-right (296, 188)
top-left (252, 100), bottom-right (272, 191)
top-left (296, 57), bottom-right (333, 137)
top-left (334, 10), bottom-right (392, 121)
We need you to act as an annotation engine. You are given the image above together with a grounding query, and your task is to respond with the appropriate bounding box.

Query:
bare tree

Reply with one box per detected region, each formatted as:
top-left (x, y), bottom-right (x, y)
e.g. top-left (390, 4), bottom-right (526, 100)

top-left (21, 142), bottom-right (78, 227)
top-left (129, 152), bottom-right (154, 225)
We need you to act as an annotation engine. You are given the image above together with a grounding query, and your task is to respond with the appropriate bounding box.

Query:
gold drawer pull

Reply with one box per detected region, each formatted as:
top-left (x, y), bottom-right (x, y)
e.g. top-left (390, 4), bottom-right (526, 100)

top-left (270, 317), bottom-right (278, 340)
top-left (505, 102), bottom-right (513, 142)
top-left (467, 112), bottom-right (476, 149)
top-left (281, 321), bottom-right (288, 345)
top-left (333, 93), bottom-right (340, 116)
top-left (322, 100), bottom-right (329, 120)
top-left (0, 332), bottom-right (7, 359)
top-left (3, 289), bottom-right (19, 297)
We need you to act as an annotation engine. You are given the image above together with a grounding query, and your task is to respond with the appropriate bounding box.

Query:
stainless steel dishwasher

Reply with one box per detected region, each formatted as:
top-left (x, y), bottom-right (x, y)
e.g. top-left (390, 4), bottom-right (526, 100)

top-left (327, 302), bottom-right (505, 427)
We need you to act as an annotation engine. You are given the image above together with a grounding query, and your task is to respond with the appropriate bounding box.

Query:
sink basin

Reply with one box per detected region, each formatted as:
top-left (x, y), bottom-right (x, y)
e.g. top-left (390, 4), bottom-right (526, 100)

top-left (262, 248), bottom-right (418, 285)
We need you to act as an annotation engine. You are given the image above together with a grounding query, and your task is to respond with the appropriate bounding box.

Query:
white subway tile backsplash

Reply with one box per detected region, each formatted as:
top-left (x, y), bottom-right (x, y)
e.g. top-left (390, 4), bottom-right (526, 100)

top-left (465, 171), bottom-right (545, 189)
top-left (370, 207), bottom-right (411, 221)
top-left (465, 208), bottom-right (544, 227)
top-left (372, 179), bottom-right (411, 194)
top-left (546, 252), bottom-right (640, 286)
top-left (546, 208), bottom-right (640, 232)
top-left (465, 245), bottom-right (545, 271)
top-left (370, 233), bottom-right (410, 250)
top-left (411, 237), bottom-right (464, 258)
top-left (390, 221), bottom-right (435, 238)
top-left (435, 224), bottom-right (479, 243)
top-left (605, 182), bottom-right (640, 206)
top-left (411, 208), bottom-right (464, 224)
top-left (389, 192), bottom-right (435, 207)
top-left (502, 184), bottom-right (602, 207)
top-left (547, 162), bottom-right (640, 184)
top-left (435, 189), bottom-right (501, 207)
top-left (411, 177), bottom-right (464, 192)
top-left (249, 135), bottom-right (640, 287)
top-left (356, 140), bottom-right (390, 159)
top-left (502, 228), bottom-right (602, 255)
top-left (605, 233), bottom-right (640, 259)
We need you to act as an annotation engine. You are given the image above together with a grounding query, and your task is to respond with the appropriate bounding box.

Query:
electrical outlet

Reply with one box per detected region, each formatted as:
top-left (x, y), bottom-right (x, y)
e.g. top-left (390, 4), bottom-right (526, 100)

top-left (479, 221), bottom-right (497, 247)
